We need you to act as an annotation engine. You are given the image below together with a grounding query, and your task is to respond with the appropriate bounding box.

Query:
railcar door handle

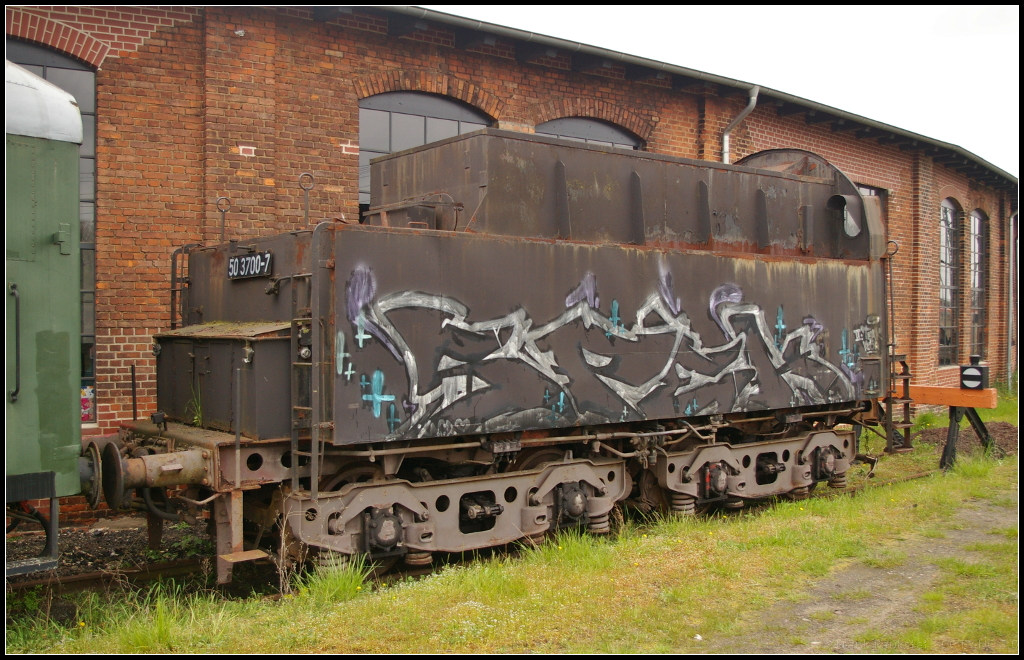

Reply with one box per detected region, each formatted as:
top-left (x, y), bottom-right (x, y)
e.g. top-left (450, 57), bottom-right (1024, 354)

top-left (10, 282), bottom-right (20, 403)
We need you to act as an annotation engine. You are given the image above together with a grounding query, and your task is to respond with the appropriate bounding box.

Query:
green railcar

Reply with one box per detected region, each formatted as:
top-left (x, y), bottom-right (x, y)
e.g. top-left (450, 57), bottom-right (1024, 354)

top-left (6, 60), bottom-right (83, 576)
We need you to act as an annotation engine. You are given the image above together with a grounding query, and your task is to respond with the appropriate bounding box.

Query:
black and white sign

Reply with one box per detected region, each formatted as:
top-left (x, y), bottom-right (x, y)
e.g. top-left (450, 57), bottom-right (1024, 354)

top-left (959, 365), bottom-right (988, 390)
top-left (228, 251), bottom-right (273, 279)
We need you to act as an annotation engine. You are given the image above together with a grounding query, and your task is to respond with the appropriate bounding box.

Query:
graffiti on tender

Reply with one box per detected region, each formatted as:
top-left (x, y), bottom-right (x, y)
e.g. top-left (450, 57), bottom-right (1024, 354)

top-left (346, 265), bottom-right (869, 439)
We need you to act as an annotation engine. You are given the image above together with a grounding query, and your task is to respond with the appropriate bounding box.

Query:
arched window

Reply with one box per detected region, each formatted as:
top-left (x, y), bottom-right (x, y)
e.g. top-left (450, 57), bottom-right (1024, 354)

top-left (8, 37), bottom-right (98, 423)
top-left (969, 209), bottom-right (989, 359)
top-left (358, 92), bottom-right (492, 206)
top-left (535, 117), bottom-right (642, 150)
top-left (939, 198), bottom-right (961, 366)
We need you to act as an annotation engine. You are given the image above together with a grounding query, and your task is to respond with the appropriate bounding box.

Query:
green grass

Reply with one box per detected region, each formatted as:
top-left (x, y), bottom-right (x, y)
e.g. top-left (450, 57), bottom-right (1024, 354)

top-left (979, 378), bottom-right (1019, 426)
top-left (6, 453), bottom-right (1016, 654)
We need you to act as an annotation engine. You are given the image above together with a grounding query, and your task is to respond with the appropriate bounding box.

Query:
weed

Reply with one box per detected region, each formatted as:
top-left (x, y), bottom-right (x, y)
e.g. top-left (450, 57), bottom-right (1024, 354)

top-left (169, 521), bottom-right (215, 558)
top-left (898, 629), bottom-right (933, 650)
top-left (911, 410), bottom-right (942, 434)
top-left (293, 554), bottom-right (371, 604)
top-left (987, 526), bottom-right (1018, 539)
top-left (186, 381), bottom-right (203, 427)
top-left (935, 557), bottom-right (998, 578)
top-left (862, 549), bottom-right (907, 569)
top-left (853, 629), bottom-right (886, 643)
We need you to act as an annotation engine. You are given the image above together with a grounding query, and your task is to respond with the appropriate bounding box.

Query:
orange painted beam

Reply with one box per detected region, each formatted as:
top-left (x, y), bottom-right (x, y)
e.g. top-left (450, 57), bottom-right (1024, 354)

top-left (908, 386), bottom-right (998, 409)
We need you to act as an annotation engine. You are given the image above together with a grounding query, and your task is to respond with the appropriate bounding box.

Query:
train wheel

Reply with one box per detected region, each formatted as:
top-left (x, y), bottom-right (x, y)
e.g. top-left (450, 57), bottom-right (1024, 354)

top-left (320, 462), bottom-right (384, 492)
top-left (503, 448), bottom-right (565, 472)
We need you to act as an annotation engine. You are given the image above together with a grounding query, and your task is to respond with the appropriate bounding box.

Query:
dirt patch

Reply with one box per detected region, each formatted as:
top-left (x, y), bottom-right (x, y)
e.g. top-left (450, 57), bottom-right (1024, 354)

top-left (914, 421), bottom-right (1018, 456)
top-left (5, 516), bottom-right (213, 583)
top-left (706, 496), bottom-right (1019, 653)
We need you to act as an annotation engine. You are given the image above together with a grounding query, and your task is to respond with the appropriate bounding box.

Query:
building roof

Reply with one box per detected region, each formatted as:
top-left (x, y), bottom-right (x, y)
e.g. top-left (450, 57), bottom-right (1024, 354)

top-left (317, 6), bottom-right (1016, 191)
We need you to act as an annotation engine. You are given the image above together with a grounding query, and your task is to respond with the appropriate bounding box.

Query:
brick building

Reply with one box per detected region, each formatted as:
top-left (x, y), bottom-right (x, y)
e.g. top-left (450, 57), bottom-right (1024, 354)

top-left (6, 5), bottom-right (1019, 444)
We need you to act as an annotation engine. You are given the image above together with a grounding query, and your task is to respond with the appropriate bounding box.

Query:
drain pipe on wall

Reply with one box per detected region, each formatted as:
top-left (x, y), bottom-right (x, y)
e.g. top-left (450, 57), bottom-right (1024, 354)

top-left (722, 85), bottom-right (760, 165)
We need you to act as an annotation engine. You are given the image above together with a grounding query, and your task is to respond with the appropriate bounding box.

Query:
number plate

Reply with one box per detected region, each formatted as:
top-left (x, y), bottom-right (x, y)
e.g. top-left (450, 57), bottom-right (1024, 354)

top-left (227, 251), bottom-right (273, 279)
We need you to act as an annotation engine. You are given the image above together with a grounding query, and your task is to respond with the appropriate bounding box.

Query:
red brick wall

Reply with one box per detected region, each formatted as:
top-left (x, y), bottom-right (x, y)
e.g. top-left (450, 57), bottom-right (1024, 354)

top-left (8, 5), bottom-right (1016, 443)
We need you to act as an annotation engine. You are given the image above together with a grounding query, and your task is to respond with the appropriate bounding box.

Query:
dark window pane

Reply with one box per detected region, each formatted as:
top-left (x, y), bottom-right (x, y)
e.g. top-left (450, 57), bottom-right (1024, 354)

top-left (426, 117), bottom-right (459, 143)
top-left (81, 248), bottom-right (95, 292)
top-left (81, 292), bottom-right (95, 335)
top-left (81, 342), bottom-right (95, 378)
top-left (360, 91), bottom-right (491, 123)
top-left (359, 108), bottom-right (390, 153)
top-left (359, 150), bottom-right (372, 195)
top-left (19, 64), bottom-right (44, 78)
top-left (80, 202), bottom-right (95, 243)
top-left (45, 67), bottom-right (96, 113)
top-left (80, 157), bottom-right (95, 201)
top-left (536, 117), bottom-right (641, 147)
top-left (458, 120), bottom-right (486, 135)
top-left (391, 113), bottom-right (425, 152)
top-left (80, 115), bottom-right (95, 157)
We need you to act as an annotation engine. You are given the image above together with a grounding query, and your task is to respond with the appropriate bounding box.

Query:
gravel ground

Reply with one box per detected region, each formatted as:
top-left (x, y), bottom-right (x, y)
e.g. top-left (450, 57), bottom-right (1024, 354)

top-left (5, 516), bottom-right (213, 583)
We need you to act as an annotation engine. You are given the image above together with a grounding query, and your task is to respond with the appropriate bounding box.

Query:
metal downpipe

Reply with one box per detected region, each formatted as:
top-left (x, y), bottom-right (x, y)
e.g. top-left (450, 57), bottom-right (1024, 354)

top-left (722, 85), bottom-right (759, 165)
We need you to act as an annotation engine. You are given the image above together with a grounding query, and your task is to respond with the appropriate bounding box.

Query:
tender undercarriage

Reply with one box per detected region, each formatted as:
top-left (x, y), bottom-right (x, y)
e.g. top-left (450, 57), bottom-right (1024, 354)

top-left (86, 406), bottom-right (860, 584)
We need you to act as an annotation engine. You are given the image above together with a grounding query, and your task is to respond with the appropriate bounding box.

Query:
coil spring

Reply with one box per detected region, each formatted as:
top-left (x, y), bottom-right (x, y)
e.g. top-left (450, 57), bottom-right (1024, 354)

top-left (789, 486), bottom-right (810, 501)
top-left (828, 472), bottom-right (848, 489)
top-left (404, 551), bottom-right (432, 566)
top-left (670, 493), bottom-right (696, 515)
top-left (588, 512), bottom-right (610, 534)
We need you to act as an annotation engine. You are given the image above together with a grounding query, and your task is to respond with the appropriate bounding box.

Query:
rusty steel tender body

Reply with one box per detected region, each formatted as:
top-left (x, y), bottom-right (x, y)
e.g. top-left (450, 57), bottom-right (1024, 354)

top-left (85, 130), bottom-right (889, 583)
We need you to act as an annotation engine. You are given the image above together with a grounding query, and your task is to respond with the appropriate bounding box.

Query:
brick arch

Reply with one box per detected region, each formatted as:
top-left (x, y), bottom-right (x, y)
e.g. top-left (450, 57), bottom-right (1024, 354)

top-left (353, 70), bottom-right (504, 122)
top-left (938, 185), bottom-right (966, 211)
top-left (6, 8), bottom-right (109, 69)
top-left (528, 97), bottom-right (654, 143)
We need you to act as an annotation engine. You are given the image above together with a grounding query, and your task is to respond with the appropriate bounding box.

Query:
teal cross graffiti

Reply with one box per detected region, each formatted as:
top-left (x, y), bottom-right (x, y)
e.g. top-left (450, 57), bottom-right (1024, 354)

top-left (620, 406), bottom-right (629, 422)
top-left (839, 329), bottom-right (854, 367)
top-left (355, 315), bottom-right (371, 348)
top-left (387, 403), bottom-right (400, 432)
top-left (684, 397), bottom-right (699, 416)
top-left (362, 370), bottom-right (395, 418)
top-left (344, 362), bottom-right (355, 381)
top-left (549, 391), bottom-right (567, 421)
top-left (774, 305), bottom-right (786, 350)
top-left (606, 300), bottom-right (622, 338)
top-left (359, 374), bottom-right (369, 391)
top-left (543, 389), bottom-right (551, 405)
top-left (336, 331), bottom-right (351, 376)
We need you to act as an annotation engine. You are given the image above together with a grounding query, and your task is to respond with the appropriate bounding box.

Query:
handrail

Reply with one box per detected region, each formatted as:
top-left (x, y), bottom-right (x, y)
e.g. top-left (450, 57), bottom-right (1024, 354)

top-left (9, 283), bottom-right (20, 403)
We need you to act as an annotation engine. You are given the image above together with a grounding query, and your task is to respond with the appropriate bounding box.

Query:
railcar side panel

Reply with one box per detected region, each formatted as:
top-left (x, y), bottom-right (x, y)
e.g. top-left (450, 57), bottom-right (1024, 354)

top-left (5, 133), bottom-right (82, 497)
top-left (332, 226), bottom-right (884, 445)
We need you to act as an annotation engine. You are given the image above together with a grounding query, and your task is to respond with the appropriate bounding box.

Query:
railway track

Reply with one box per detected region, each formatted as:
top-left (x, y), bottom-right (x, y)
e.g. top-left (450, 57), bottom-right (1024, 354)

top-left (7, 467), bottom-right (940, 596)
